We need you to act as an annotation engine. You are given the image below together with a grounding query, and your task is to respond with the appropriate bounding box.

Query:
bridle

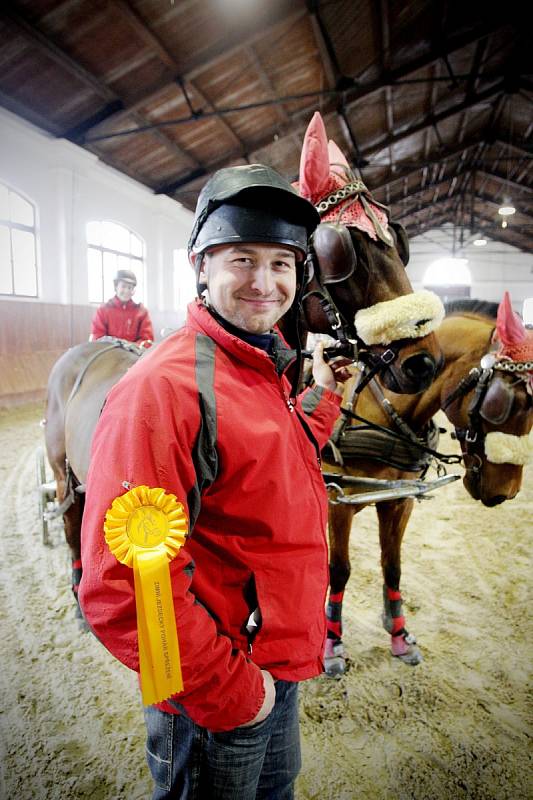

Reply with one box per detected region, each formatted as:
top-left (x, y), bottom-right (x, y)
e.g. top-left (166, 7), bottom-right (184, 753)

top-left (301, 184), bottom-right (405, 380)
top-left (442, 351), bottom-right (533, 484)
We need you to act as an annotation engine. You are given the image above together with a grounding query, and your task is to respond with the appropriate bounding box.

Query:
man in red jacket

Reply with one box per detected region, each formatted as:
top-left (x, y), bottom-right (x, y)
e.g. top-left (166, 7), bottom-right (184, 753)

top-left (79, 165), bottom-right (350, 799)
top-left (89, 268), bottom-right (154, 346)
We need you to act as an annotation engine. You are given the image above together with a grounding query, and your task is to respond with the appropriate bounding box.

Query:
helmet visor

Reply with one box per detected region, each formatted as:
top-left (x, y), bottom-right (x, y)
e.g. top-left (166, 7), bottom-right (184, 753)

top-left (191, 201), bottom-right (309, 259)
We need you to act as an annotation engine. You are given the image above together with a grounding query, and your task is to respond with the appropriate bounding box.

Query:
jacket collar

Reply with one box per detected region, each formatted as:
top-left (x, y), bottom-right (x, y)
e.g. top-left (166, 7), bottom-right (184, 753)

top-left (187, 300), bottom-right (296, 375)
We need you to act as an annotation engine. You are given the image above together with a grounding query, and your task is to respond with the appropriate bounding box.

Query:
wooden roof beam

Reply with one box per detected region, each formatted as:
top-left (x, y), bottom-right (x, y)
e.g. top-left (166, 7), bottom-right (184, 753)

top-left (343, 20), bottom-right (507, 115)
top-left (362, 82), bottom-right (506, 161)
top-left (0, 6), bottom-right (200, 168)
top-left (108, 0), bottom-right (245, 151)
top-left (81, 7), bottom-right (308, 136)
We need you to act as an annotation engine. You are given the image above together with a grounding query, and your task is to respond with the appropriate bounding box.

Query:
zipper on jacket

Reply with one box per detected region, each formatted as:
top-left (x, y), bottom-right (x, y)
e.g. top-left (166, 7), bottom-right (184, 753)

top-left (280, 385), bottom-right (295, 413)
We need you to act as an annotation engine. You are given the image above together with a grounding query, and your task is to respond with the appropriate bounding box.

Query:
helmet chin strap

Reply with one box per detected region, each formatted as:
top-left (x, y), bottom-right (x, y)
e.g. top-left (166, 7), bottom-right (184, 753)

top-left (194, 253), bottom-right (206, 298)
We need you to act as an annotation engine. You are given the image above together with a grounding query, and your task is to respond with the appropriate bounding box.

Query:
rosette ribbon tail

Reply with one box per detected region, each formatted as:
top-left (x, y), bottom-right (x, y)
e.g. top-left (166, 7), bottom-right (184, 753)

top-left (134, 547), bottom-right (184, 706)
top-left (103, 485), bottom-right (188, 707)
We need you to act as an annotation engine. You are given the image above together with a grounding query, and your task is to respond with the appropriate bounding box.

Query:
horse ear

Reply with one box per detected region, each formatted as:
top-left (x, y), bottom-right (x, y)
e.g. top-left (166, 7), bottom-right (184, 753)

top-left (327, 139), bottom-right (350, 179)
top-left (298, 111), bottom-right (330, 202)
top-left (496, 291), bottom-right (526, 346)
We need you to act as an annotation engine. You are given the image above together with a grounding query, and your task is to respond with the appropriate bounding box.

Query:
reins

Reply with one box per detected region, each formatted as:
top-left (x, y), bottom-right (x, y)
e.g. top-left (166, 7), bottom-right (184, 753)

top-left (336, 397), bottom-right (462, 467)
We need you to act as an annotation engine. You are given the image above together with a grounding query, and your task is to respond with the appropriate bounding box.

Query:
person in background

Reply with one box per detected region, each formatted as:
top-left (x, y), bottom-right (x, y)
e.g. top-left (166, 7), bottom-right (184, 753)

top-left (79, 164), bottom-right (351, 800)
top-left (89, 268), bottom-right (154, 346)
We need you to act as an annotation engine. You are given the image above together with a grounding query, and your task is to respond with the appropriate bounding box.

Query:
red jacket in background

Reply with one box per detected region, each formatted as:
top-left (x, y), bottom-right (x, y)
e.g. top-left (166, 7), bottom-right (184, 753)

top-left (90, 296), bottom-right (153, 343)
top-left (79, 301), bottom-right (341, 732)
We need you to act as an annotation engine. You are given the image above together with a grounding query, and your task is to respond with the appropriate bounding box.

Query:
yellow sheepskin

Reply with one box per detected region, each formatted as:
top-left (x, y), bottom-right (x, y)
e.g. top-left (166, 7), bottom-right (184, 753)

top-left (354, 290), bottom-right (444, 345)
top-left (485, 430), bottom-right (533, 466)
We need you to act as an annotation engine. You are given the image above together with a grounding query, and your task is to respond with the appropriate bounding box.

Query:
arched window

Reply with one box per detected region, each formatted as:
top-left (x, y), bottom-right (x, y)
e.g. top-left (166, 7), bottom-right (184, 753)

top-left (173, 248), bottom-right (197, 312)
top-left (523, 298), bottom-right (533, 326)
top-left (87, 221), bottom-right (145, 303)
top-left (422, 257), bottom-right (472, 303)
top-left (0, 183), bottom-right (38, 297)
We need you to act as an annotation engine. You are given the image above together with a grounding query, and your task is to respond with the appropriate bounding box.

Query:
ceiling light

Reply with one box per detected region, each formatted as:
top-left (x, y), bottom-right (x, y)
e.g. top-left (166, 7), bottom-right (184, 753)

top-left (473, 237), bottom-right (487, 247)
top-left (502, 219), bottom-right (508, 229)
top-left (498, 204), bottom-right (516, 216)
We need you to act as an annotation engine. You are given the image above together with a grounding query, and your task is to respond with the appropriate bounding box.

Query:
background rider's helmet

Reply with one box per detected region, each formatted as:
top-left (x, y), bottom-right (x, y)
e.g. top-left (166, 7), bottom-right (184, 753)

top-left (188, 164), bottom-right (320, 286)
top-left (113, 269), bottom-right (137, 287)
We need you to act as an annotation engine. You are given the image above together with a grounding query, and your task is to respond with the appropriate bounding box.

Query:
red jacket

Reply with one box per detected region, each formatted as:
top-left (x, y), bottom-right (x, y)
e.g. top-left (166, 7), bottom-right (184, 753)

top-left (79, 301), bottom-right (341, 731)
top-left (90, 296), bottom-right (153, 343)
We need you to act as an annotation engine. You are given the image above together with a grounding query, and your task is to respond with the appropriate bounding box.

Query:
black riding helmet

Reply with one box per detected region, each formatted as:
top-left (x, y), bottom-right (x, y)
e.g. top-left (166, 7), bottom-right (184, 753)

top-left (188, 164), bottom-right (320, 287)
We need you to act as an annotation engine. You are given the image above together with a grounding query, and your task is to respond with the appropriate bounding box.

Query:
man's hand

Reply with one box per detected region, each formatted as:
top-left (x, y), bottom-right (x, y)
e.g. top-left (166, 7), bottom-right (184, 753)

top-left (312, 341), bottom-right (353, 395)
top-left (240, 670), bottom-right (276, 727)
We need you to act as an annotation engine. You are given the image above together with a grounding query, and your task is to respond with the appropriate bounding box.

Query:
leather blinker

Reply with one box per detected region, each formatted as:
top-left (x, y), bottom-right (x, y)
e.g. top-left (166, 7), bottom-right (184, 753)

top-left (479, 377), bottom-right (515, 424)
top-left (312, 222), bottom-right (357, 284)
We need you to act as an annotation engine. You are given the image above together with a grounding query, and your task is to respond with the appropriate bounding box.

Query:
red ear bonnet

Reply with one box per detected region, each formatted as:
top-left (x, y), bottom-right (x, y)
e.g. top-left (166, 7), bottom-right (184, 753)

top-left (495, 291), bottom-right (533, 362)
top-left (295, 111), bottom-right (389, 241)
top-left (327, 139), bottom-right (350, 179)
top-left (298, 111), bottom-right (330, 202)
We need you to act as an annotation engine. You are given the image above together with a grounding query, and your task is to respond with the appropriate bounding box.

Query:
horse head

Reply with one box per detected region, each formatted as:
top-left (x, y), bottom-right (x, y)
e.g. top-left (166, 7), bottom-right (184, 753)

top-left (443, 293), bottom-right (533, 506)
top-left (293, 111), bottom-right (443, 394)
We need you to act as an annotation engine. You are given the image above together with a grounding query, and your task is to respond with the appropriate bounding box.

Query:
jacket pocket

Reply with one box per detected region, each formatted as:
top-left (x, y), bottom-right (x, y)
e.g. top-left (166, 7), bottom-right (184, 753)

top-left (242, 573), bottom-right (263, 652)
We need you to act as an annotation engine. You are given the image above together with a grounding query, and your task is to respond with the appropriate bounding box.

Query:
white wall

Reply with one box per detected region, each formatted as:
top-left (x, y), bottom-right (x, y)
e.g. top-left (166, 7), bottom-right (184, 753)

top-left (2, 110), bottom-right (531, 319)
top-left (0, 108), bottom-right (194, 312)
top-left (407, 224), bottom-right (533, 316)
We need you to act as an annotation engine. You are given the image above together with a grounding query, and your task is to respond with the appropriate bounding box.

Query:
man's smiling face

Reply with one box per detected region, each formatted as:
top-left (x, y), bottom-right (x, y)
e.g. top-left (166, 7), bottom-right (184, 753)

top-left (195, 243), bottom-right (298, 334)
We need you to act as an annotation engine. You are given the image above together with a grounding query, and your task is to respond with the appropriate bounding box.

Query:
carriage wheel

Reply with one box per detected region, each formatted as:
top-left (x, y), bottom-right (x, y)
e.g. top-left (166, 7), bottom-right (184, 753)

top-left (36, 446), bottom-right (50, 545)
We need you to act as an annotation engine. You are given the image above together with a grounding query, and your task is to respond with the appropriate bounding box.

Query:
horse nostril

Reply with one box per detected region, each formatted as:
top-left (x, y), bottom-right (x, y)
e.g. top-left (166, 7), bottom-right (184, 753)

top-left (402, 354), bottom-right (436, 380)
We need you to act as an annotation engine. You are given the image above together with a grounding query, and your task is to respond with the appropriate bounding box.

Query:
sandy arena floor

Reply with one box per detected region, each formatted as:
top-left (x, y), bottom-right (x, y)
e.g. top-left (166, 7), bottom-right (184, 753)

top-left (0, 404), bottom-right (531, 800)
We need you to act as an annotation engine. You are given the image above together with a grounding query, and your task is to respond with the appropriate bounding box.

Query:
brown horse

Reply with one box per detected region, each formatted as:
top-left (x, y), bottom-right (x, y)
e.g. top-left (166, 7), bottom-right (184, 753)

top-left (324, 297), bottom-right (533, 672)
top-left (44, 339), bottom-right (142, 615)
top-left (43, 112), bottom-right (445, 617)
top-left (287, 111), bottom-right (444, 396)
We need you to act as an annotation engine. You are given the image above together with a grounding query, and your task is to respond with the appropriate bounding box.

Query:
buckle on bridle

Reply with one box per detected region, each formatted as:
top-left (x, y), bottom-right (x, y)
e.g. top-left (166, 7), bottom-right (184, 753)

top-left (381, 348), bottom-right (396, 365)
top-left (465, 429), bottom-right (478, 443)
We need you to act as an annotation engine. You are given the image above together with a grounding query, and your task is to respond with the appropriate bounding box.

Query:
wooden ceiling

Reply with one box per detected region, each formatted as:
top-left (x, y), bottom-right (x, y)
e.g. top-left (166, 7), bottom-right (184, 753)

top-left (1, 1), bottom-right (531, 252)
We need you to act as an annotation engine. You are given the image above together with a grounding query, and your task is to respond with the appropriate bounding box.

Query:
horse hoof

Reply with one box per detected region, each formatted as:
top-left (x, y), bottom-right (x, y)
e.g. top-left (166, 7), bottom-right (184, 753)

top-left (324, 639), bottom-right (347, 677)
top-left (324, 656), bottom-right (346, 677)
top-left (395, 647), bottom-right (423, 666)
top-left (391, 632), bottom-right (423, 665)
top-left (392, 644), bottom-right (424, 667)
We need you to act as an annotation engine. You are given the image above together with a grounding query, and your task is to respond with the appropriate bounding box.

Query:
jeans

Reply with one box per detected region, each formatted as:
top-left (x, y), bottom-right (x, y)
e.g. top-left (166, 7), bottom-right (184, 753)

top-left (144, 680), bottom-right (301, 800)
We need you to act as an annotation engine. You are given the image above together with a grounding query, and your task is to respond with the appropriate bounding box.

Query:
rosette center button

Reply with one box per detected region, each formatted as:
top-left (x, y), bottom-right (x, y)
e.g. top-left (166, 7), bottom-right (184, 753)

top-left (126, 506), bottom-right (169, 548)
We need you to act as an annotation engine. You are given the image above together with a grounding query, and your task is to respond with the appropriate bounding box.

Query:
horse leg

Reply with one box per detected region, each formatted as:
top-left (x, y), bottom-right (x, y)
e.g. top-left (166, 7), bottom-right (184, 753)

top-left (325, 501), bottom-right (355, 677)
top-left (63, 491), bottom-right (85, 619)
top-left (52, 464), bottom-right (85, 622)
top-left (376, 498), bottom-right (422, 665)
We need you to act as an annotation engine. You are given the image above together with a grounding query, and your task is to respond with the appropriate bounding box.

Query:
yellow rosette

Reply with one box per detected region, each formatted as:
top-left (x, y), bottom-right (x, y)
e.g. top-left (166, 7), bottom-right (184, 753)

top-left (104, 485), bottom-right (188, 706)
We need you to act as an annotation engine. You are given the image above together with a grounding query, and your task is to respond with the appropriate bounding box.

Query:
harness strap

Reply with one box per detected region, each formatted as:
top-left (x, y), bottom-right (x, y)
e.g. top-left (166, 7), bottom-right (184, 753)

top-left (442, 368), bottom-right (481, 411)
top-left (338, 405), bottom-right (461, 465)
top-left (369, 379), bottom-right (422, 444)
